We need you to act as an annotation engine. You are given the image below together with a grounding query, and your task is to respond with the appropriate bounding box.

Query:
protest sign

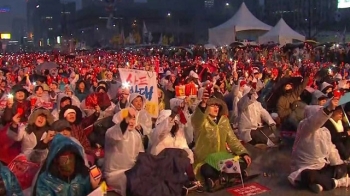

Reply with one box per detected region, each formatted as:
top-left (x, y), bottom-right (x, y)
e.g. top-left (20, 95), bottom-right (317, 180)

top-left (118, 68), bottom-right (158, 117)
top-left (227, 182), bottom-right (270, 196)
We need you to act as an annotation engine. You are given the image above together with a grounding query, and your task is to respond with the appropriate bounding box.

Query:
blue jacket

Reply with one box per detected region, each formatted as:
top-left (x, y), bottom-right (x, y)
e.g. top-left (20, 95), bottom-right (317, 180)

top-left (0, 163), bottom-right (23, 196)
top-left (35, 135), bottom-right (91, 196)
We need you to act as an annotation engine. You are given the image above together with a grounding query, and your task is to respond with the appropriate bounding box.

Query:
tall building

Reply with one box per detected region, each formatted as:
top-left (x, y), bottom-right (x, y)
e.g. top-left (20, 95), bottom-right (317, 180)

top-left (27, 0), bottom-right (76, 47)
top-left (263, 0), bottom-right (338, 34)
top-left (0, 5), bottom-right (13, 32)
top-left (82, 0), bottom-right (105, 9)
top-left (11, 18), bottom-right (26, 42)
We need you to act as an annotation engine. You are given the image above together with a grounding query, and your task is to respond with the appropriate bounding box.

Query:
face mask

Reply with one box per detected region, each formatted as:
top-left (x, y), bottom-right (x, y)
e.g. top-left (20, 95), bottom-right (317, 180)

top-left (285, 89), bottom-right (292, 94)
top-left (57, 152), bottom-right (76, 177)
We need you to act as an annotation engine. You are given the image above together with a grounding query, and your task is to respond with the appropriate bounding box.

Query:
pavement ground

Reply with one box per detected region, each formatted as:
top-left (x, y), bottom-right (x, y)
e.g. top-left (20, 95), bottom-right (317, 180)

top-left (189, 142), bottom-right (350, 196)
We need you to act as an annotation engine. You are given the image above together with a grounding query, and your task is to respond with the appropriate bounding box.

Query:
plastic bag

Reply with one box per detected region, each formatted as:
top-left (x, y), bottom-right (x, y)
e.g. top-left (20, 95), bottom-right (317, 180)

top-left (8, 155), bottom-right (40, 190)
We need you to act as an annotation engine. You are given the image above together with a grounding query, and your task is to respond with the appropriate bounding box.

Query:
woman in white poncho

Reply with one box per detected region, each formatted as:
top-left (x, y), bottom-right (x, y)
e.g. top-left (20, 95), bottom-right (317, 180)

top-left (150, 109), bottom-right (194, 163)
top-left (288, 98), bottom-right (350, 193)
top-left (104, 107), bottom-right (144, 196)
top-left (150, 110), bottom-right (204, 192)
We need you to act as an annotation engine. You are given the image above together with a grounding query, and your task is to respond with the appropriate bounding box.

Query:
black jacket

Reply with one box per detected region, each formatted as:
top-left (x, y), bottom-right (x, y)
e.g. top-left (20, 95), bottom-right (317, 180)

top-left (324, 120), bottom-right (350, 160)
top-left (126, 148), bottom-right (190, 196)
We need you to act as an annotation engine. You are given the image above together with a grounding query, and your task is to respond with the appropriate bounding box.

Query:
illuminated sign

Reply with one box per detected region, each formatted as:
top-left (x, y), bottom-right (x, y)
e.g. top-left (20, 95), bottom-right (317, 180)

top-left (1, 34), bottom-right (11, 40)
top-left (338, 0), bottom-right (350, 8)
top-left (0, 7), bottom-right (10, 13)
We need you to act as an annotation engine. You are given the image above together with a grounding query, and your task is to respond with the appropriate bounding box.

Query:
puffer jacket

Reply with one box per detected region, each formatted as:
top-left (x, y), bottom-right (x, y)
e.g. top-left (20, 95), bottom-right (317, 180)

top-left (277, 77), bottom-right (309, 121)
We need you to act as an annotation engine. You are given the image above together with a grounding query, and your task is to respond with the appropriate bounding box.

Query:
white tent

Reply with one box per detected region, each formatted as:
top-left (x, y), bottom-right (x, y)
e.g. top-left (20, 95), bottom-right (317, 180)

top-left (208, 2), bottom-right (271, 46)
top-left (258, 18), bottom-right (305, 45)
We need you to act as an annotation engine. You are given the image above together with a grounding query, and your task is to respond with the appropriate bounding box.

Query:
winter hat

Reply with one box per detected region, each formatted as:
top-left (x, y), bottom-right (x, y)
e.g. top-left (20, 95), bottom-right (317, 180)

top-left (11, 85), bottom-right (30, 97)
top-left (59, 105), bottom-right (83, 124)
top-left (97, 81), bottom-right (109, 91)
top-left (51, 119), bottom-right (71, 132)
top-left (63, 109), bottom-right (76, 117)
top-left (28, 108), bottom-right (55, 126)
top-left (60, 96), bottom-right (72, 104)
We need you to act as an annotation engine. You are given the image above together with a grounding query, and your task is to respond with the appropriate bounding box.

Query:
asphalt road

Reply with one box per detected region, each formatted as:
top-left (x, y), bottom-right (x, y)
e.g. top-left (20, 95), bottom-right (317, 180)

top-left (107, 141), bottom-right (350, 196)
top-left (189, 143), bottom-right (350, 196)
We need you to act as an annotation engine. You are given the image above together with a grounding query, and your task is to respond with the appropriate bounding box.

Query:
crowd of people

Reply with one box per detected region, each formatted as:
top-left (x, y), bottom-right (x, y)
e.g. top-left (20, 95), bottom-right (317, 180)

top-left (0, 43), bottom-right (350, 196)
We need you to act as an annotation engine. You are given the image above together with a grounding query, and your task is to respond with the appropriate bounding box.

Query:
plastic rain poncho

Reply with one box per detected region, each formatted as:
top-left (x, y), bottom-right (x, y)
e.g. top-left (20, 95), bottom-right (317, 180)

top-left (288, 106), bottom-right (344, 186)
top-left (170, 98), bottom-right (194, 144)
top-left (237, 93), bottom-right (275, 143)
top-left (150, 110), bottom-right (194, 163)
top-left (191, 98), bottom-right (248, 180)
top-left (112, 93), bottom-right (153, 140)
top-left (35, 134), bottom-right (91, 196)
top-left (104, 115), bottom-right (144, 196)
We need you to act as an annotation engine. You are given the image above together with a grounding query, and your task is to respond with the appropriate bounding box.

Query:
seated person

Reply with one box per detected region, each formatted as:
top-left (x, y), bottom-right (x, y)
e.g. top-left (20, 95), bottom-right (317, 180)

top-left (237, 89), bottom-right (278, 147)
top-left (0, 162), bottom-right (23, 196)
top-left (289, 99), bottom-right (350, 193)
top-left (191, 94), bottom-right (251, 191)
top-left (35, 134), bottom-right (101, 196)
top-left (104, 107), bottom-right (144, 196)
top-left (323, 106), bottom-right (350, 161)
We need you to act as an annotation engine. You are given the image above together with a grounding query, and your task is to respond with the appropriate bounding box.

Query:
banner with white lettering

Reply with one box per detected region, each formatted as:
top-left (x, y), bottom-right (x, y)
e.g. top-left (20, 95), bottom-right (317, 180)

top-left (118, 68), bottom-right (158, 117)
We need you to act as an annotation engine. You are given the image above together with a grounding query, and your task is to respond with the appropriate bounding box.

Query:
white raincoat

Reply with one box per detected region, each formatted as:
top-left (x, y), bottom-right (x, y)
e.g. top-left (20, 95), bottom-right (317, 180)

top-left (104, 116), bottom-right (144, 196)
top-left (288, 106), bottom-right (344, 186)
top-left (237, 92), bottom-right (275, 143)
top-left (231, 83), bottom-right (250, 125)
top-left (150, 110), bottom-right (194, 163)
top-left (170, 98), bottom-right (194, 144)
top-left (112, 93), bottom-right (153, 143)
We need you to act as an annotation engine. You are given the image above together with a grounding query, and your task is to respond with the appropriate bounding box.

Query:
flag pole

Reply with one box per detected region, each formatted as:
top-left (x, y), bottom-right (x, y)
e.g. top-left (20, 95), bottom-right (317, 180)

top-left (240, 172), bottom-right (245, 188)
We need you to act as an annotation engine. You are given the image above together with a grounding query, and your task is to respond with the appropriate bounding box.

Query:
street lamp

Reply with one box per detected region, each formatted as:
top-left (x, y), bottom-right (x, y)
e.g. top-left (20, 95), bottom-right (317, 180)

top-left (167, 12), bottom-right (171, 17)
top-left (226, 3), bottom-right (229, 6)
top-left (36, 5), bottom-right (40, 8)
